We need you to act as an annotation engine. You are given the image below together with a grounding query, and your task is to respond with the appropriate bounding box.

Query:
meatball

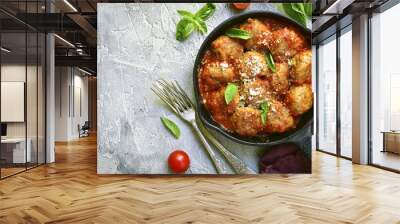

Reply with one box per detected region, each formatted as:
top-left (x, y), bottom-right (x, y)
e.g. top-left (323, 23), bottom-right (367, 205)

top-left (265, 99), bottom-right (295, 133)
top-left (285, 84), bottom-right (313, 116)
top-left (290, 50), bottom-right (312, 85)
top-left (269, 27), bottom-right (306, 62)
top-left (240, 51), bottom-right (270, 78)
top-left (231, 107), bottom-right (263, 136)
top-left (240, 18), bottom-right (273, 50)
top-left (240, 78), bottom-right (271, 108)
top-left (201, 61), bottom-right (237, 90)
top-left (211, 35), bottom-right (244, 60)
top-left (206, 86), bottom-right (239, 116)
top-left (269, 63), bottom-right (289, 94)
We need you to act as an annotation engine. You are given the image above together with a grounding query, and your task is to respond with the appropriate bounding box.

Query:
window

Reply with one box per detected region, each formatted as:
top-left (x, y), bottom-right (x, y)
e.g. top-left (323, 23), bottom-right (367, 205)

top-left (317, 35), bottom-right (337, 154)
top-left (339, 27), bottom-right (352, 158)
top-left (370, 3), bottom-right (400, 171)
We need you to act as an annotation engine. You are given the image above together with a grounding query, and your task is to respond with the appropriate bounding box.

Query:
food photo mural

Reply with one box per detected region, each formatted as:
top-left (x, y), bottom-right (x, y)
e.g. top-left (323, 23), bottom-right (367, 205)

top-left (97, 3), bottom-right (313, 174)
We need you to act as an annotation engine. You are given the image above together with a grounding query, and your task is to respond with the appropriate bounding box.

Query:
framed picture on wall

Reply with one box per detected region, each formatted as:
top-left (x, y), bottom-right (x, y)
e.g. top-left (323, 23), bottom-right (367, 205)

top-left (97, 3), bottom-right (313, 175)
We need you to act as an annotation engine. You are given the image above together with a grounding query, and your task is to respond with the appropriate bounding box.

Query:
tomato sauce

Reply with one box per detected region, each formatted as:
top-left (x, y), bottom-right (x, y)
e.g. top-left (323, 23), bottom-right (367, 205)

top-left (198, 17), bottom-right (311, 136)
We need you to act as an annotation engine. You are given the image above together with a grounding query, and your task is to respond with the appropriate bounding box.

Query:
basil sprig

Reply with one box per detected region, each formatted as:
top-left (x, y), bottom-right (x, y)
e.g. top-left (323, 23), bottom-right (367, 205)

top-left (277, 3), bottom-right (312, 27)
top-left (260, 102), bottom-right (269, 125)
top-left (265, 52), bottom-right (276, 73)
top-left (161, 117), bottom-right (181, 139)
top-left (225, 28), bottom-right (252, 40)
top-left (176, 19), bottom-right (196, 41)
top-left (224, 83), bottom-right (238, 104)
top-left (176, 3), bottom-right (216, 41)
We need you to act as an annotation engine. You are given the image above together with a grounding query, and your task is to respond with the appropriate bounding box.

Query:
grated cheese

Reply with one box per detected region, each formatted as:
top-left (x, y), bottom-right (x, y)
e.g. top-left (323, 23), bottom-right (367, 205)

top-left (246, 56), bottom-right (262, 77)
top-left (249, 87), bottom-right (262, 96)
top-left (220, 62), bottom-right (229, 68)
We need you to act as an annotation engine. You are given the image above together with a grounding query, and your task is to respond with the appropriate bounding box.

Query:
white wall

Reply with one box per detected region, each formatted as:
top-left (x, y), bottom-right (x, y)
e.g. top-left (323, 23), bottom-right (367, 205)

top-left (1, 64), bottom-right (39, 138)
top-left (71, 72), bottom-right (89, 138)
top-left (55, 66), bottom-right (69, 141)
top-left (55, 67), bottom-right (89, 141)
top-left (1, 63), bottom-right (46, 164)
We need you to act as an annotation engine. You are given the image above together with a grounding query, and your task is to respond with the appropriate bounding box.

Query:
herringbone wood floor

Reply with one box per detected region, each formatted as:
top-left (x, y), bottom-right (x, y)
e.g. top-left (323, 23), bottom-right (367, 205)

top-left (1, 135), bottom-right (400, 224)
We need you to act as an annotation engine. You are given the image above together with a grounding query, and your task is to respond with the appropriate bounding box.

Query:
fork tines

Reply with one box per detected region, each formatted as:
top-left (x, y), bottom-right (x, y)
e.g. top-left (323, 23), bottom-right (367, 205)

top-left (151, 79), bottom-right (194, 115)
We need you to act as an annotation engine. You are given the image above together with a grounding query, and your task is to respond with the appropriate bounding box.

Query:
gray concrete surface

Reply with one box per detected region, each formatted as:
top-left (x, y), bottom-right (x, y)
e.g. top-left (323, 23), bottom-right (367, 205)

top-left (97, 3), bottom-right (311, 174)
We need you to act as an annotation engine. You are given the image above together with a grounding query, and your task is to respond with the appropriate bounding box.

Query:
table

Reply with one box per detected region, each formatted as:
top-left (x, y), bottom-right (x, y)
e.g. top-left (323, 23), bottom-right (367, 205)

top-left (382, 131), bottom-right (400, 154)
top-left (1, 138), bottom-right (31, 164)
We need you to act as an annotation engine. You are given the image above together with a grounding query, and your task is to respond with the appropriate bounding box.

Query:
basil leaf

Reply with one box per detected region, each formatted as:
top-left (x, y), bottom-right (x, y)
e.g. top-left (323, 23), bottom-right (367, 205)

top-left (176, 18), bottom-right (195, 42)
top-left (225, 28), bottom-right (252, 40)
top-left (276, 4), bottom-right (285, 15)
top-left (161, 117), bottom-right (181, 139)
top-left (285, 6), bottom-right (307, 26)
top-left (265, 52), bottom-right (276, 73)
top-left (277, 3), bottom-right (309, 27)
top-left (291, 3), bottom-right (306, 15)
top-left (193, 17), bottom-right (207, 34)
top-left (224, 83), bottom-right (238, 104)
top-left (177, 10), bottom-right (195, 18)
top-left (304, 3), bottom-right (312, 17)
top-left (260, 102), bottom-right (269, 125)
top-left (195, 3), bottom-right (216, 21)
top-left (179, 15), bottom-right (207, 34)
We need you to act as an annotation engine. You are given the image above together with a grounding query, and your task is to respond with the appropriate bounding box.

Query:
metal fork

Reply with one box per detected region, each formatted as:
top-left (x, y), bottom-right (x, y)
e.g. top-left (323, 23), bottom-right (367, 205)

top-left (151, 79), bottom-right (255, 174)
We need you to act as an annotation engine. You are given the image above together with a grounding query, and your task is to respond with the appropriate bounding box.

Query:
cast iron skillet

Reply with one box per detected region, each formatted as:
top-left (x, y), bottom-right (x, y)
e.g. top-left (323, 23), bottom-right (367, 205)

top-left (193, 11), bottom-right (313, 146)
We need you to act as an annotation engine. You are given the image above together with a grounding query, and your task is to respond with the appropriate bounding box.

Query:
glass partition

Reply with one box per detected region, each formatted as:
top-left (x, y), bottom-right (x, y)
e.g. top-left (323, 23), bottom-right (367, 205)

top-left (1, 31), bottom-right (28, 177)
top-left (0, 1), bottom-right (46, 179)
top-left (38, 32), bottom-right (45, 165)
top-left (27, 31), bottom-right (38, 169)
top-left (26, 0), bottom-right (41, 170)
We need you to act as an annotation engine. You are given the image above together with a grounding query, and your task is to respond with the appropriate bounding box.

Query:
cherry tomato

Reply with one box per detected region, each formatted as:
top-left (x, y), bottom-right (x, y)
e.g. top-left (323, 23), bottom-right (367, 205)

top-left (232, 3), bottom-right (250, 10)
top-left (168, 150), bottom-right (190, 173)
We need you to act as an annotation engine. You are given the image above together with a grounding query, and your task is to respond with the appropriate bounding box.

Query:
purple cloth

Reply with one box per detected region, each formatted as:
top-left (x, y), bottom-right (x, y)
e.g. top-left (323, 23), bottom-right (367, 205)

top-left (259, 143), bottom-right (311, 173)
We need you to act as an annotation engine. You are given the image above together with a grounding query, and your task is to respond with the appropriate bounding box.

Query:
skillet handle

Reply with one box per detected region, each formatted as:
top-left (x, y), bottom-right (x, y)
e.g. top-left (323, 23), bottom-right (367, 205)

top-left (196, 118), bottom-right (256, 175)
top-left (190, 120), bottom-right (229, 174)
